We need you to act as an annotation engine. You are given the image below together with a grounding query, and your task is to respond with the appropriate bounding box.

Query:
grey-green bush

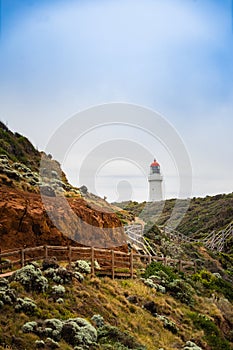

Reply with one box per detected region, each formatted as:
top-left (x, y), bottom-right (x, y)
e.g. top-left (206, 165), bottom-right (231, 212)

top-left (61, 318), bottom-right (97, 347)
top-left (91, 314), bottom-right (105, 328)
top-left (183, 341), bottom-right (203, 350)
top-left (12, 265), bottom-right (48, 292)
top-left (74, 260), bottom-right (91, 274)
top-left (44, 267), bottom-right (72, 284)
top-left (15, 297), bottom-right (37, 315)
top-left (0, 280), bottom-right (17, 307)
top-left (157, 315), bottom-right (179, 334)
top-left (22, 317), bottom-right (97, 348)
top-left (51, 285), bottom-right (66, 298)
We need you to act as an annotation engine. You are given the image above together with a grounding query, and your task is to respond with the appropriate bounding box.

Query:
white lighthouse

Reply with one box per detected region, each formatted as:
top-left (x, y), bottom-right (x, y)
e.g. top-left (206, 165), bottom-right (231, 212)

top-left (148, 159), bottom-right (163, 201)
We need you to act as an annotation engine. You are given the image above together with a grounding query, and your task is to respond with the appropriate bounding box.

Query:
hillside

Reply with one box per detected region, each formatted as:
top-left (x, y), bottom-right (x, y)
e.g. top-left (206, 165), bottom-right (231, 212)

top-left (114, 194), bottom-right (233, 252)
top-left (114, 197), bottom-right (233, 279)
top-left (0, 122), bottom-right (41, 172)
top-left (0, 258), bottom-right (233, 350)
top-left (0, 122), bottom-right (232, 350)
top-left (0, 122), bottom-right (126, 251)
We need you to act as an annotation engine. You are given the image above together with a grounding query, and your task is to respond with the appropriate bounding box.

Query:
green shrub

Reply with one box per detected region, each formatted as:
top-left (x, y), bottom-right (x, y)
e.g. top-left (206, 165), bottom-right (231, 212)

top-left (45, 337), bottom-right (60, 348)
top-left (183, 340), bottom-right (202, 349)
top-left (141, 278), bottom-right (166, 294)
top-left (73, 260), bottom-right (91, 274)
top-left (73, 271), bottom-right (84, 282)
top-left (22, 317), bottom-right (97, 349)
top-left (142, 278), bottom-right (157, 289)
top-left (51, 285), bottom-right (66, 298)
top-left (167, 279), bottom-right (194, 305)
top-left (44, 267), bottom-right (72, 284)
top-left (0, 279), bottom-right (17, 307)
top-left (11, 264), bottom-right (48, 292)
top-left (188, 312), bottom-right (231, 350)
top-left (212, 277), bottom-right (233, 301)
top-left (44, 319), bottom-right (63, 341)
top-left (192, 270), bottom-right (233, 301)
top-left (144, 262), bottom-right (177, 282)
top-left (218, 253), bottom-right (233, 271)
top-left (22, 321), bottom-right (38, 333)
top-left (42, 258), bottom-right (59, 271)
top-left (35, 339), bottom-right (45, 348)
top-left (149, 270), bottom-right (170, 284)
top-left (97, 325), bottom-right (146, 349)
top-left (91, 314), bottom-right (104, 328)
top-left (0, 278), bottom-right (9, 289)
top-left (157, 315), bottom-right (179, 334)
top-left (61, 318), bottom-right (97, 348)
top-left (15, 297), bottom-right (37, 315)
top-left (144, 262), bottom-right (194, 305)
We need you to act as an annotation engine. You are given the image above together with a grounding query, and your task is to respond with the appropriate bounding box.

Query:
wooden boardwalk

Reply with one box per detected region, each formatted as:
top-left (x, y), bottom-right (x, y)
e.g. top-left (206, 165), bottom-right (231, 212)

top-left (1, 220), bottom-right (230, 279)
top-left (0, 245), bottom-right (196, 279)
top-left (125, 222), bottom-right (233, 253)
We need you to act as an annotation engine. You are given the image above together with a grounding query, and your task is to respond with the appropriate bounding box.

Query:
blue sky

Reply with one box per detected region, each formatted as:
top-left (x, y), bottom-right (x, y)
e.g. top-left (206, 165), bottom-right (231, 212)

top-left (0, 0), bottom-right (233, 201)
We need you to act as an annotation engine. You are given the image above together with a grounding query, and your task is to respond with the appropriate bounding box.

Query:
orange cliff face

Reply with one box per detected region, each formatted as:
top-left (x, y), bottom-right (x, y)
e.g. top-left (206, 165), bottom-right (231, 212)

top-left (0, 123), bottom-right (127, 252)
top-left (0, 184), bottom-right (127, 252)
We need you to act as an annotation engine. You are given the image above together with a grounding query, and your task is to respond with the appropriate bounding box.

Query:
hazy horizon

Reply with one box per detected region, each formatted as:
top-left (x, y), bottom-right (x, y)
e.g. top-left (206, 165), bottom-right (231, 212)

top-left (0, 0), bottom-right (233, 202)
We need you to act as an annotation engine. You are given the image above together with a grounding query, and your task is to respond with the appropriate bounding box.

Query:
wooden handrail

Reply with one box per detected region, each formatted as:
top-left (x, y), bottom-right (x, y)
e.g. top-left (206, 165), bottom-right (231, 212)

top-left (0, 245), bottom-right (196, 279)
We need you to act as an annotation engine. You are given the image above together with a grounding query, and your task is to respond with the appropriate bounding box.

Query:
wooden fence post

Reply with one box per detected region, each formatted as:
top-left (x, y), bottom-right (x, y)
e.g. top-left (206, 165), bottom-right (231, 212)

top-left (0, 248), bottom-right (2, 273)
top-left (21, 249), bottom-right (25, 267)
top-left (91, 247), bottom-right (95, 277)
top-left (0, 245), bottom-right (198, 278)
top-left (130, 251), bottom-right (134, 279)
top-left (148, 254), bottom-right (152, 265)
top-left (44, 245), bottom-right (48, 259)
top-left (111, 250), bottom-right (115, 280)
top-left (68, 246), bottom-right (72, 265)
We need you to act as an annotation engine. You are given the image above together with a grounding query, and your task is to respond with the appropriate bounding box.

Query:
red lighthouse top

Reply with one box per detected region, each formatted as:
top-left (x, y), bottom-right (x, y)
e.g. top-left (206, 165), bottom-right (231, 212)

top-left (150, 159), bottom-right (160, 167)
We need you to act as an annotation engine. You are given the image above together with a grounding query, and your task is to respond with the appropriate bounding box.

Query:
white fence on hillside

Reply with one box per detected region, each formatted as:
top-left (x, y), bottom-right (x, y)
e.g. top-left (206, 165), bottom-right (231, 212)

top-left (124, 221), bottom-right (233, 253)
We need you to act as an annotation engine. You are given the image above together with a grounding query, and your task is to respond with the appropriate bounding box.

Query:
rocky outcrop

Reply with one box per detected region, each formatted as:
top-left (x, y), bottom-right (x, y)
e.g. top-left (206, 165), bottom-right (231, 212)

top-left (0, 123), bottom-right (127, 252)
top-left (0, 153), bottom-right (76, 195)
top-left (0, 185), bottom-right (127, 251)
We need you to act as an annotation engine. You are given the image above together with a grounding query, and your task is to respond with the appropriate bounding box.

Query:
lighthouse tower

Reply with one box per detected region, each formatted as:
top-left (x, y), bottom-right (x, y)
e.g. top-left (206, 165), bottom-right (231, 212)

top-left (148, 159), bottom-right (163, 201)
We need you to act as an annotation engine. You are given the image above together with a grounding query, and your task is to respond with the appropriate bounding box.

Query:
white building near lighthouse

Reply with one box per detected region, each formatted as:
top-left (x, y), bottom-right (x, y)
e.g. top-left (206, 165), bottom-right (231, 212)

top-left (148, 159), bottom-right (163, 201)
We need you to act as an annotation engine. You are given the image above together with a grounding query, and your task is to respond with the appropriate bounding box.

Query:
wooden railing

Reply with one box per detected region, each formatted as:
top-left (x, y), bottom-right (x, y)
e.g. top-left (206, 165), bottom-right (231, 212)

top-left (0, 245), bottom-right (196, 279)
top-left (125, 222), bottom-right (233, 253)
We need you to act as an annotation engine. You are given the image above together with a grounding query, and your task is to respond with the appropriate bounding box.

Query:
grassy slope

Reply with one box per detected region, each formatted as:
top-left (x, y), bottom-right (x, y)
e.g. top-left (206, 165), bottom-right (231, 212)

top-left (0, 122), bottom-right (232, 349)
top-left (0, 270), bottom-right (232, 350)
top-left (115, 196), bottom-right (233, 277)
top-left (0, 121), bottom-right (41, 171)
top-left (115, 193), bottom-right (233, 238)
